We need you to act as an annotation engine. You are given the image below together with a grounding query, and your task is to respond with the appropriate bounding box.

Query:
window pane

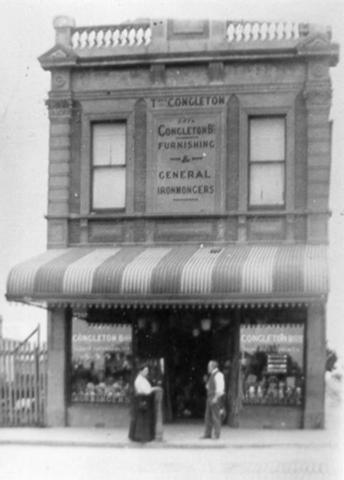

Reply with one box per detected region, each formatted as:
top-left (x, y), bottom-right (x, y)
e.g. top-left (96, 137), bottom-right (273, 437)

top-left (240, 323), bottom-right (304, 406)
top-left (250, 118), bottom-right (285, 161)
top-left (250, 163), bottom-right (284, 206)
top-left (93, 168), bottom-right (126, 209)
top-left (71, 319), bottom-right (132, 404)
top-left (93, 123), bottom-right (126, 166)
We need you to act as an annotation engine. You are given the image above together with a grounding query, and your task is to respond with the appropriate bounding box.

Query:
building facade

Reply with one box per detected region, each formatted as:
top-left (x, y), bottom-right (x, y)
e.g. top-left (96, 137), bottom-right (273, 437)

top-left (6, 17), bottom-right (338, 429)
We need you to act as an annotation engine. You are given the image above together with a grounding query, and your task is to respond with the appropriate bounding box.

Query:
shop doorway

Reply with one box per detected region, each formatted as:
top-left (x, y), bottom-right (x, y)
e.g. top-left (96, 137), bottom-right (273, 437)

top-left (135, 309), bottom-right (235, 422)
top-left (166, 319), bottom-right (211, 420)
top-left (165, 311), bottom-right (233, 421)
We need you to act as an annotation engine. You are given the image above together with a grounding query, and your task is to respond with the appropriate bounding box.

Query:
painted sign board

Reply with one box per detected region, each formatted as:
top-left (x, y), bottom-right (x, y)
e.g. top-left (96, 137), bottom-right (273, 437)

top-left (151, 113), bottom-right (219, 213)
top-left (147, 96), bottom-right (225, 214)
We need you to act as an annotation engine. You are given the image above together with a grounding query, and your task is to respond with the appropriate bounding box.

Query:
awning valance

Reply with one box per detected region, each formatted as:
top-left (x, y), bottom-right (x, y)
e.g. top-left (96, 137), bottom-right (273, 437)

top-left (6, 244), bottom-right (328, 307)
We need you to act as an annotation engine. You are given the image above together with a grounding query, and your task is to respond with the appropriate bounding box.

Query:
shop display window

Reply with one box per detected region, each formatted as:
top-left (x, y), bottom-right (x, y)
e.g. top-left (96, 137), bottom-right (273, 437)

top-left (70, 319), bottom-right (132, 404)
top-left (240, 323), bottom-right (304, 406)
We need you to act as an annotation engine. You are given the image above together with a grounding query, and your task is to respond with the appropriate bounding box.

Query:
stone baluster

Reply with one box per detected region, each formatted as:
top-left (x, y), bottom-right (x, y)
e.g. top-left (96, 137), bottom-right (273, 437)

top-left (71, 24), bottom-right (152, 49)
top-left (226, 21), bottom-right (301, 42)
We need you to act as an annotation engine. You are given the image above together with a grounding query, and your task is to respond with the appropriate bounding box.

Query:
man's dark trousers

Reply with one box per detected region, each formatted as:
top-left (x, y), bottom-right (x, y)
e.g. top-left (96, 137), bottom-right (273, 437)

top-left (204, 399), bottom-right (221, 438)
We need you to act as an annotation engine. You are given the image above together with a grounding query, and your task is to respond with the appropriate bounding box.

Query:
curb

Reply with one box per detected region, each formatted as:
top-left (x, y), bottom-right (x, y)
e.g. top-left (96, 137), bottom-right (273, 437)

top-left (0, 439), bottom-right (335, 449)
top-left (0, 439), bottom-right (225, 449)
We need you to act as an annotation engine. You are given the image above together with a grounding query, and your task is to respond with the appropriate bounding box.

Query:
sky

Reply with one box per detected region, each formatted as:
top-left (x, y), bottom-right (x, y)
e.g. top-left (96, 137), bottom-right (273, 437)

top-left (0, 0), bottom-right (343, 357)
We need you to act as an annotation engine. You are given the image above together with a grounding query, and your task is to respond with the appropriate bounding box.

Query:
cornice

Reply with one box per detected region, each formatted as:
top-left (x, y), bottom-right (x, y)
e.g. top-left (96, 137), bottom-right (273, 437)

top-left (46, 209), bottom-right (332, 221)
top-left (40, 49), bottom-right (336, 70)
top-left (39, 18), bottom-right (339, 71)
top-left (38, 44), bottom-right (78, 70)
top-left (70, 83), bottom-right (304, 102)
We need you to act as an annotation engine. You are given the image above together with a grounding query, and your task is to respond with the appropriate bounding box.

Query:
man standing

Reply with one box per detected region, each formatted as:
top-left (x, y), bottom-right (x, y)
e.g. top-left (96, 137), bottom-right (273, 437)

top-left (202, 360), bottom-right (225, 439)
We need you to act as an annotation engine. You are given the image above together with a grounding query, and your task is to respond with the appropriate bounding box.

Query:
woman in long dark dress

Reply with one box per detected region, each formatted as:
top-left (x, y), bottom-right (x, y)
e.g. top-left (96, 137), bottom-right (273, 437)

top-left (129, 365), bottom-right (157, 442)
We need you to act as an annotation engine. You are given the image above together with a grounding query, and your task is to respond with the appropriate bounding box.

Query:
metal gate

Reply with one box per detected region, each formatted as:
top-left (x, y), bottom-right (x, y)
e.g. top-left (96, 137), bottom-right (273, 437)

top-left (0, 326), bottom-right (47, 426)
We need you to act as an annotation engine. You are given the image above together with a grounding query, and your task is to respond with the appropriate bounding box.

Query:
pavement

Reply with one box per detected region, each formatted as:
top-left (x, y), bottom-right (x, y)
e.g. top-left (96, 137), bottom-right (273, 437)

top-left (0, 375), bottom-right (342, 450)
top-left (0, 420), bottom-right (342, 449)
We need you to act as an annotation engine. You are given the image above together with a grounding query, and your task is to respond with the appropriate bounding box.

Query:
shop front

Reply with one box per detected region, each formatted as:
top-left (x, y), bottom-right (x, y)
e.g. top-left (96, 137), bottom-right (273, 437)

top-left (239, 312), bottom-right (305, 428)
top-left (69, 319), bottom-right (132, 427)
top-left (68, 309), bottom-right (235, 426)
top-left (6, 243), bottom-right (328, 429)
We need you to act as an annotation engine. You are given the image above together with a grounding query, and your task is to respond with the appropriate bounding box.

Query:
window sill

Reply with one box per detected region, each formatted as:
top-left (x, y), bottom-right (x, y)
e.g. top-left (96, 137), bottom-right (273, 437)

top-left (46, 209), bottom-right (331, 221)
top-left (242, 400), bottom-right (303, 407)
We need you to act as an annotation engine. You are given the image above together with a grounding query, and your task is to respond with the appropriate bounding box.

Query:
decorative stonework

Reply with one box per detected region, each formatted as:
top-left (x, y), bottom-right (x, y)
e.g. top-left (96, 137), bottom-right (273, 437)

top-left (50, 49), bottom-right (69, 58)
top-left (208, 62), bottom-right (224, 83)
top-left (309, 62), bottom-right (329, 80)
top-left (46, 98), bottom-right (75, 117)
top-left (150, 64), bottom-right (165, 84)
top-left (216, 219), bottom-right (226, 241)
top-left (223, 62), bottom-right (304, 85)
top-left (53, 73), bottom-right (67, 88)
top-left (47, 221), bottom-right (68, 247)
top-left (38, 44), bottom-right (77, 69)
top-left (51, 70), bottom-right (72, 92)
top-left (226, 21), bottom-right (300, 42)
top-left (303, 86), bottom-right (332, 107)
top-left (297, 33), bottom-right (331, 53)
top-left (71, 24), bottom-right (151, 49)
top-left (238, 215), bottom-right (247, 242)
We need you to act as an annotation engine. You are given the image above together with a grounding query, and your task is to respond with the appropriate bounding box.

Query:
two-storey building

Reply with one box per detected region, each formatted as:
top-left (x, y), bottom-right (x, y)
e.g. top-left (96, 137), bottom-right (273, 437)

top-left (6, 17), bottom-right (338, 429)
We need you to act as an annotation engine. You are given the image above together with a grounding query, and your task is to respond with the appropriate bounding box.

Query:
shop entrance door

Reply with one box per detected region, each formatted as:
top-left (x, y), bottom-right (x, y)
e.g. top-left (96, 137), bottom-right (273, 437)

top-left (166, 323), bottom-right (210, 420)
top-left (164, 311), bottom-right (232, 422)
top-left (134, 310), bottom-right (236, 423)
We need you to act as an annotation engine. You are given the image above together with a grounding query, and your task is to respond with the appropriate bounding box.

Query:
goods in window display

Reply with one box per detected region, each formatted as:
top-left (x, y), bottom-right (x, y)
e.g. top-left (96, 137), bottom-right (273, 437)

top-left (71, 377), bottom-right (131, 404)
top-left (240, 323), bottom-right (304, 406)
top-left (71, 320), bottom-right (132, 404)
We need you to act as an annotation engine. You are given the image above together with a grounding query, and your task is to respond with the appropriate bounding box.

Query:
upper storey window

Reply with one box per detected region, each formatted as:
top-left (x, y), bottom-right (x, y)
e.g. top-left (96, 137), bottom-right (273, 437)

top-left (249, 117), bottom-right (285, 208)
top-left (92, 122), bottom-right (126, 210)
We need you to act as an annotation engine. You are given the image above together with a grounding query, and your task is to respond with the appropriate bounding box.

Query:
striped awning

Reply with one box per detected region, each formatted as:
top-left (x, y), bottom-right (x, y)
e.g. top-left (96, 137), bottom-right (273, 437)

top-left (6, 245), bottom-right (328, 307)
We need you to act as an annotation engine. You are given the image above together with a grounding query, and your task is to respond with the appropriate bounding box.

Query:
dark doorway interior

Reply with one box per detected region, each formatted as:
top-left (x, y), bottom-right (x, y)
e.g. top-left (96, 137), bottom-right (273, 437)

top-left (167, 322), bottom-right (212, 419)
top-left (135, 310), bottom-right (233, 422)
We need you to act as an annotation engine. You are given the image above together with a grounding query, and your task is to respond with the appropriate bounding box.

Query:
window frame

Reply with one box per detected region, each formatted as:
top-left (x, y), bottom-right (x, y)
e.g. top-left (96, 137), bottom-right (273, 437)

top-left (238, 102), bottom-right (294, 216)
top-left (79, 108), bottom-right (134, 217)
top-left (91, 121), bottom-right (127, 212)
top-left (248, 115), bottom-right (287, 210)
top-left (70, 318), bottom-right (133, 405)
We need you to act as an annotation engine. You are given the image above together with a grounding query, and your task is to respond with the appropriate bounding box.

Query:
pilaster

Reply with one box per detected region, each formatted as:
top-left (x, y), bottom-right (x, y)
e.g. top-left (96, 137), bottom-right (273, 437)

top-left (303, 57), bottom-right (332, 243)
top-left (46, 94), bottom-right (74, 247)
top-left (304, 303), bottom-right (326, 428)
top-left (46, 308), bottom-right (71, 427)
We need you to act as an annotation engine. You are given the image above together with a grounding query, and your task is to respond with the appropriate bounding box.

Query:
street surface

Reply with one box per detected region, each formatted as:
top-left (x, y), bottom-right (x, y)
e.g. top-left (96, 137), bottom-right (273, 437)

top-left (1, 374), bottom-right (342, 479)
top-left (0, 444), bottom-right (342, 480)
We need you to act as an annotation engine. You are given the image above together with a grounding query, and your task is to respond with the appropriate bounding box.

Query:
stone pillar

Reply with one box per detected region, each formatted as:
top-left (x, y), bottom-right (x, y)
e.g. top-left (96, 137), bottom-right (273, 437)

top-left (46, 95), bottom-right (74, 247)
top-left (53, 16), bottom-right (75, 46)
top-left (228, 310), bottom-right (240, 427)
top-left (303, 59), bottom-right (332, 243)
top-left (154, 387), bottom-right (164, 441)
top-left (46, 308), bottom-right (71, 427)
top-left (304, 303), bottom-right (326, 428)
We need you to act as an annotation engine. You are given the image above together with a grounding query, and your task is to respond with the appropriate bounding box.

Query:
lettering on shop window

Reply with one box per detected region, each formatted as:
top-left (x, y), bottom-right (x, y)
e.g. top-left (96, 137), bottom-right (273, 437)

top-left (152, 114), bottom-right (219, 213)
top-left (71, 320), bottom-right (133, 405)
top-left (240, 325), bottom-right (304, 368)
top-left (240, 324), bottom-right (305, 406)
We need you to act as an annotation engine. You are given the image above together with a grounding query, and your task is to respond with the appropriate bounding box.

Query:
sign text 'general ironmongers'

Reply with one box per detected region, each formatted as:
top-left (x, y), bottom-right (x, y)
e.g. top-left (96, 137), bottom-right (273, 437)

top-left (152, 113), bottom-right (219, 213)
